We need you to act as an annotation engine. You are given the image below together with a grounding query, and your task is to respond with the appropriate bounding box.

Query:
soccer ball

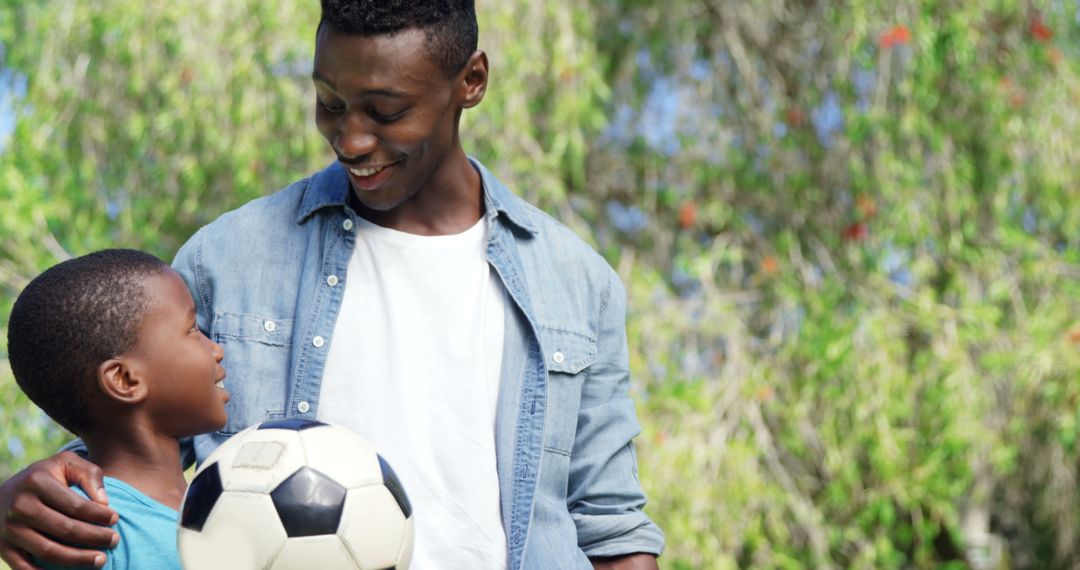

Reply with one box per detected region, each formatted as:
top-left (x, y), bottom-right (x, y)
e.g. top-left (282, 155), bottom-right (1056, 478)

top-left (178, 419), bottom-right (414, 569)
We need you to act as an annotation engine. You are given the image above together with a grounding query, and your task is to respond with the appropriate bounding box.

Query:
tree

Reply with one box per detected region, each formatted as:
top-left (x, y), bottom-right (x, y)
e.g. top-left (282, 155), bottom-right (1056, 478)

top-left (2, 1), bottom-right (1079, 568)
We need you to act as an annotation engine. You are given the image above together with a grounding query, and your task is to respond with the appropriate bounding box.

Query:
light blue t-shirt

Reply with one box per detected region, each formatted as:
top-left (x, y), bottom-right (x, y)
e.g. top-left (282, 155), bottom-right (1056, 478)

top-left (39, 477), bottom-right (180, 570)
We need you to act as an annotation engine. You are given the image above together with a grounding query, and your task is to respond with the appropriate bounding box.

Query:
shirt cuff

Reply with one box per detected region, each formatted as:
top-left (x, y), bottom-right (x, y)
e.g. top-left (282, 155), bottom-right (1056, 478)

top-left (573, 511), bottom-right (666, 558)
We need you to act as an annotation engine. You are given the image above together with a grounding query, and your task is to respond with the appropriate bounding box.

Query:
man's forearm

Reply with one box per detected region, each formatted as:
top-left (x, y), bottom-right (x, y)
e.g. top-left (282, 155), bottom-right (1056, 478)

top-left (590, 553), bottom-right (660, 570)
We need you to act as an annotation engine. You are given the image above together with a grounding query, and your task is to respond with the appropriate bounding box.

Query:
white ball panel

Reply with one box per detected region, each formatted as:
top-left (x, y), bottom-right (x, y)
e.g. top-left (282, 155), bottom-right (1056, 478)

top-left (216, 429), bottom-right (305, 493)
top-left (298, 424), bottom-right (382, 489)
top-left (192, 425), bottom-right (257, 478)
top-left (178, 492), bottom-right (285, 570)
top-left (338, 487), bottom-right (407, 569)
top-left (397, 516), bottom-right (415, 570)
top-left (269, 535), bottom-right (359, 570)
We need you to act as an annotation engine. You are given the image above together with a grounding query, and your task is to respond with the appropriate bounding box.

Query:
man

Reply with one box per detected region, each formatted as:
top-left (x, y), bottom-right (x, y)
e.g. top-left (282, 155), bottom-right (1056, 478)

top-left (0, 1), bottom-right (664, 568)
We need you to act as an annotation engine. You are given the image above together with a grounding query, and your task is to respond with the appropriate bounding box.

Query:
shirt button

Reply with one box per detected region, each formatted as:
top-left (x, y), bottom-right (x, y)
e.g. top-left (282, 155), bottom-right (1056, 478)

top-left (263, 320), bottom-right (277, 333)
top-left (297, 401), bottom-right (310, 414)
top-left (326, 275), bottom-right (339, 287)
top-left (312, 336), bottom-right (325, 348)
top-left (342, 219), bottom-right (354, 232)
top-left (552, 351), bottom-right (565, 364)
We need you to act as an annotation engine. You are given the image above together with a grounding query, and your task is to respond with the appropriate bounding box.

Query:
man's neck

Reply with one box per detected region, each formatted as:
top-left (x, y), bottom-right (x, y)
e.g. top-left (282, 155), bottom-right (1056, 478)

top-left (83, 425), bottom-right (188, 511)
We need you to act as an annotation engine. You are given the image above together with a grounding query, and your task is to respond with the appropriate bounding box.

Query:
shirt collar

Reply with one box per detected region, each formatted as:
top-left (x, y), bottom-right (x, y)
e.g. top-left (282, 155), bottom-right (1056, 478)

top-left (295, 158), bottom-right (538, 235)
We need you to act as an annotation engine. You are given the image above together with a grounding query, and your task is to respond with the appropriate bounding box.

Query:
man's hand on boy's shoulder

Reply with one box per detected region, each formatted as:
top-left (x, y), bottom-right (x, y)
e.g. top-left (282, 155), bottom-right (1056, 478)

top-left (0, 452), bottom-right (119, 570)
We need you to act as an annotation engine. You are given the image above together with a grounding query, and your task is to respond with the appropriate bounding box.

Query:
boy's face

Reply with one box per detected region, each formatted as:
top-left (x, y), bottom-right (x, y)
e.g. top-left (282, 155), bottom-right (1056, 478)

top-left (130, 269), bottom-right (228, 437)
top-left (312, 24), bottom-right (484, 214)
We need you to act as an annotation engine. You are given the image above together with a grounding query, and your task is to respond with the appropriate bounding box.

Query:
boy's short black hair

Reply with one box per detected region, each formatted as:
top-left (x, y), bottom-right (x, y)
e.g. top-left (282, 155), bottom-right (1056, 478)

top-left (7, 249), bottom-right (169, 435)
top-left (319, 0), bottom-right (478, 77)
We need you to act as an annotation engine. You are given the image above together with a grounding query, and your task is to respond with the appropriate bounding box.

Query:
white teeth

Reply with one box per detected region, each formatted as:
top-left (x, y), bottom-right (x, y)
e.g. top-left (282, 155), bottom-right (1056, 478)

top-left (350, 166), bottom-right (384, 177)
top-left (216, 380), bottom-right (225, 389)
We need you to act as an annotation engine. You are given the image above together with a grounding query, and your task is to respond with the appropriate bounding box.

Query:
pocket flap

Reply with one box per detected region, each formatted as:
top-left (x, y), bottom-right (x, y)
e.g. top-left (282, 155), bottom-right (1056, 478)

top-left (212, 312), bottom-right (293, 346)
top-left (538, 327), bottom-right (596, 374)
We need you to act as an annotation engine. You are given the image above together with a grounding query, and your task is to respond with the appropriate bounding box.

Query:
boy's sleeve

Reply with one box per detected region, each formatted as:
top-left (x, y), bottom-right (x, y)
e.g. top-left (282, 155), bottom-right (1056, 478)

top-left (566, 269), bottom-right (665, 558)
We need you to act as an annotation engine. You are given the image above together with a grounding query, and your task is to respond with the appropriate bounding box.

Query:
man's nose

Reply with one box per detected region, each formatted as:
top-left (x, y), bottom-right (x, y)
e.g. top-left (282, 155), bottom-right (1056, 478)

top-left (335, 115), bottom-right (378, 159)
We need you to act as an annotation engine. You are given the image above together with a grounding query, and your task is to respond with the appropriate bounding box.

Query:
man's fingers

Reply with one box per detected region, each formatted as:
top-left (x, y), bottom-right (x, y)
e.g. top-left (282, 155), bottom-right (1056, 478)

top-left (24, 469), bottom-right (116, 528)
top-left (58, 453), bottom-right (109, 506)
top-left (5, 524), bottom-right (106, 568)
top-left (13, 492), bottom-right (118, 550)
top-left (0, 543), bottom-right (41, 570)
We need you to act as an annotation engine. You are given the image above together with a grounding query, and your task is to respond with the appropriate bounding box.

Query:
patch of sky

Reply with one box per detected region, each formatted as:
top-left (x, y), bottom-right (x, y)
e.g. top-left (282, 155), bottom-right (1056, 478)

top-left (0, 52), bottom-right (28, 153)
top-left (852, 66), bottom-right (876, 112)
top-left (767, 304), bottom-right (805, 345)
top-left (742, 211), bottom-right (765, 235)
top-left (670, 265), bottom-right (702, 298)
top-left (6, 436), bottom-right (25, 460)
top-left (881, 243), bottom-right (915, 294)
top-left (1022, 207), bottom-right (1037, 233)
top-left (640, 76), bottom-right (682, 155)
top-left (605, 199), bottom-right (649, 235)
top-left (811, 90), bottom-right (844, 148)
top-left (689, 58), bottom-right (712, 82)
top-left (106, 197), bottom-right (124, 220)
top-left (271, 53), bottom-right (312, 79)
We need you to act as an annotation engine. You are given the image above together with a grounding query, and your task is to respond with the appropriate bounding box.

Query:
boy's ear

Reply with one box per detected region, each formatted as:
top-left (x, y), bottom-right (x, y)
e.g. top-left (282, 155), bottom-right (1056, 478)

top-left (97, 358), bottom-right (148, 404)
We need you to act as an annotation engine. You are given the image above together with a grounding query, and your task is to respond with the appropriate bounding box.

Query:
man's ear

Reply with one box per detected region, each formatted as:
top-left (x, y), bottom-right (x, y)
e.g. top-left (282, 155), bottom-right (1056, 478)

top-left (459, 50), bottom-right (488, 109)
top-left (97, 358), bottom-right (148, 405)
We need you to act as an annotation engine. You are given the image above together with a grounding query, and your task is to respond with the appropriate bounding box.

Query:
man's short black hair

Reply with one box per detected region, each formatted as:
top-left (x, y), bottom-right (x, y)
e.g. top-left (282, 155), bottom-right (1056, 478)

top-left (7, 249), bottom-right (169, 435)
top-left (319, 0), bottom-right (478, 77)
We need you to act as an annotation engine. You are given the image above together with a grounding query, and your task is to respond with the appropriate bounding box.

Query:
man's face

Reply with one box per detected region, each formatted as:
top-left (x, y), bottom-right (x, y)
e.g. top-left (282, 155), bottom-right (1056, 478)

top-left (312, 24), bottom-right (478, 215)
top-left (131, 269), bottom-right (228, 437)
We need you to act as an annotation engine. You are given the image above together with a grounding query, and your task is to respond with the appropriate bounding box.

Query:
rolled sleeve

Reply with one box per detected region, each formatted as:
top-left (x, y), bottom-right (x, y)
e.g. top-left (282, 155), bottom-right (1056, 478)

top-left (567, 270), bottom-right (665, 557)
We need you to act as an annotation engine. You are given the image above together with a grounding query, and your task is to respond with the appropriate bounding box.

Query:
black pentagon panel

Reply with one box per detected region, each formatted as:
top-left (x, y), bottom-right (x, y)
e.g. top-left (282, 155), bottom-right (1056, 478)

top-left (270, 466), bottom-right (346, 537)
top-left (181, 462), bottom-right (222, 531)
top-left (378, 454), bottom-right (412, 518)
top-left (258, 418), bottom-right (327, 431)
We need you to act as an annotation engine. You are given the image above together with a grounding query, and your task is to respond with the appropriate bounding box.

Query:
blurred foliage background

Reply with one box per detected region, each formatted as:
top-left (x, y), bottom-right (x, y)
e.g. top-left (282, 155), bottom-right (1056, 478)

top-left (1, 0), bottom-right (1079, 568)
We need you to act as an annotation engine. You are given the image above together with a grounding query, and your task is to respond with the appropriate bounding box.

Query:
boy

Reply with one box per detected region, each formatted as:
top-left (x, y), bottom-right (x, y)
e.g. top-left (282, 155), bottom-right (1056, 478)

top-left (6, 249), bottom-right (229, 569)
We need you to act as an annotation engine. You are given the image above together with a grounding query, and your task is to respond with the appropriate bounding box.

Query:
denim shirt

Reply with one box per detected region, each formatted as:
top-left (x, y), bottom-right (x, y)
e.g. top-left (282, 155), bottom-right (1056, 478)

top-left (170, 158), bottom-right (664, 568)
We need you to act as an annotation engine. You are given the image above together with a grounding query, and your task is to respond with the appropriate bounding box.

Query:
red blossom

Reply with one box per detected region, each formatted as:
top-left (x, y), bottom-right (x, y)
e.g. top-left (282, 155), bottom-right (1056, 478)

top-left (843, 222), bottom-right (868, 242)
top-left (1030, 16), bottom-right (1053, 42)
top-left (678, 202), bottom-right (697, 229)
top-left (879, 25), bottom-right (911, 49)
top-left (856, 195), bottom-right (878, 218)
top-left (785, 107), bottom-right (806, 127)
top-left (761, 256), bottom-right (780, 275)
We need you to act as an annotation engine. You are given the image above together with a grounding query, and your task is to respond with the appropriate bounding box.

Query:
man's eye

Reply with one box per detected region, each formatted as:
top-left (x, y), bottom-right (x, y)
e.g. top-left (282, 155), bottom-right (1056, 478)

top-left (319, 99), bottom-right (345, 113)
top-left (370, 108), bottom-right (405, 123)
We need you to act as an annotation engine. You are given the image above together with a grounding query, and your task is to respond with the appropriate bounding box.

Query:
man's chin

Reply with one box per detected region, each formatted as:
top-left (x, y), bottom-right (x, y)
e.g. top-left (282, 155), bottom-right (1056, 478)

top-left (350, 190), bottom-right (407, 214)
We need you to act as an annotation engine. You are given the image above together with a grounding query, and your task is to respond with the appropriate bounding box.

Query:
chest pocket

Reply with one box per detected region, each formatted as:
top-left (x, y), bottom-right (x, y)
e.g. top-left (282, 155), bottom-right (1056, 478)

top-left (211, 312), bottom-right (294, 434)
top-left (538, 327), bottom-right (596, 456)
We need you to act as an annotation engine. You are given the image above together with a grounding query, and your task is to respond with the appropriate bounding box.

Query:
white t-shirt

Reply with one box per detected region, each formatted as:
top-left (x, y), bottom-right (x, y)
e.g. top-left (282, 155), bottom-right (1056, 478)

top-left (318, 215), bottom-right (508, 569)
